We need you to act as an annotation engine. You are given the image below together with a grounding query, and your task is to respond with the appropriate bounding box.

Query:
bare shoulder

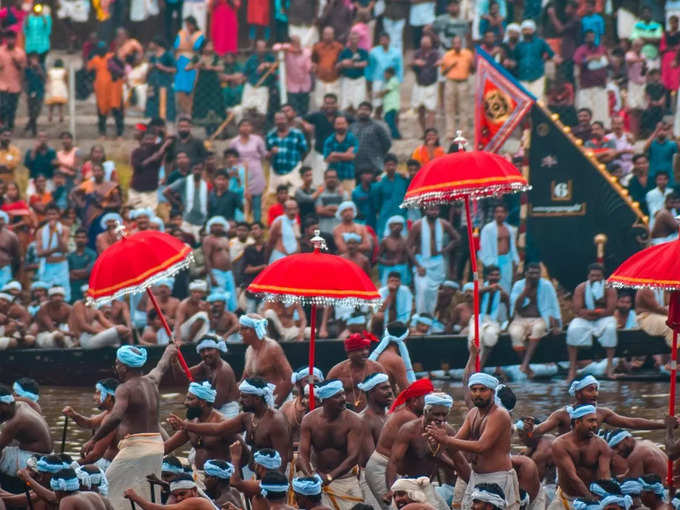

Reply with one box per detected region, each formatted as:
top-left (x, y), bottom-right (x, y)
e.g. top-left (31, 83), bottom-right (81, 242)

top-left (399, 417), bottom-right (421, 436)
top-left (343, 409), bottom-right (364, 427)
top-left (367, 359), bottom-right (386, 373)
top-left (301, 407), bottom-right (322, 427)
top-left (491, 405), bottom-right (512, 424)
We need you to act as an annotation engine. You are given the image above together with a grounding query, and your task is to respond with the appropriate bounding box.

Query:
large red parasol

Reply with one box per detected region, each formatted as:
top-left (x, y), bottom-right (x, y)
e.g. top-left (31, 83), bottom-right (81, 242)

top-left (608, 232), bottom-right (680, 489)
top-left (248, 233), bottom-right (381, 408)
top-left (86, 229), bottom-right (194, 380)
top-left (401, 143), bottom-right (530, 371)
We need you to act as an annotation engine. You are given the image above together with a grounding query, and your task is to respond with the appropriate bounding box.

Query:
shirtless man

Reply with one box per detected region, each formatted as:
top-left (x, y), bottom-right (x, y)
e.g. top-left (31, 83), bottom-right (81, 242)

top-left (190, 335), bottom-right (239, 417)
top-left (526, 375), bottom-right (666, 438)
top-left (650, 192), bottom-right (680, 245)
top-left (607, 429), bottom-right (667, 479)
top-left (0, 384), bottom-right (52, 478)
top-left (12, 378), bottom-right (40, 413)
top-left (368, 321), bottom-right (414, 394)
top-left (262, 300), bottom-right (307, 342)
top-left (268, 199), bottom-right (301, 262)
top-left (202, 459), bottom-right (242, 508)
top-left (141, 309), bottom-right (170, 346)
top-left (452, 284), bottom-right (474, 334)
top-left (478, 203), bottom-right (518, 293)
top-left (639, 475), bottom-right (672, 510)
top-left (426, 373), bottom-right (518, 510)
top-left (341, 234), bottom-right (371, 275)
top-left (34, 468), bottom-right (111, 510)
top-left (546, 404), bottom-right (611, 510)
top-left (293, 475), bottom-right (331, 510)
top-left (167, 376), bottom-right (291, 465)
top-left (388, 393), bottom-right (469, 510)
top-left (510, 456), bottom-right (542, 510)
top-left (69, 299), bottom-right (131, 349)
top-left (0, 211), bottom-right (19, 288)
top-left (434, 281), bottom-right (459, 334)
top-left (164, 382), bottom-right (234, 478)
top-left (148, 281), bottom-right (179, 325)
top-left (365, 378), bottom-right (434, 509)
top-left (206, 293), bottom-right (238, 339)
top-left (378, 216), bottom-right (410, 287)
top-left (256, 471), bottom-right (296, 510)
top-left (635, 287), bottom-right (674, 352)
top-left (0, 293), bottom-right (33, 349)
top-left (613, 292), bottom-right (637, 330)
top-left (174, 280), bottom-right (209, 344)
top-left (326, 332), bottom-right (386, 412)
top-left (299, 380), bottom-right (364, 510)
top-left (124, 475), bottom-right (213, 510)
top-left (281, 367), bottom-right (324, 443)
top-left (95, 213), bottom-right (123, 254)
top-left (240, 314), bottom-right (294, 407)
top-left (63, 378), bottom-right (119, 471)
top-left (82, 344), bottom-right (178, 510)
top-left (333, 201), bottom-right (371, 255)
top-left (203, 217), bottom-right (238, 312)
top-left (35, 287), bottom-right (73, 348)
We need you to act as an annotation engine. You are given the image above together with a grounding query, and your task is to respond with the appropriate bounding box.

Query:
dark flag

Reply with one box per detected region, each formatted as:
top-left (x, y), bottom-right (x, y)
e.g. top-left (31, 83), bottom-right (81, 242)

top-left (526, 104), bottom-right (648, 291)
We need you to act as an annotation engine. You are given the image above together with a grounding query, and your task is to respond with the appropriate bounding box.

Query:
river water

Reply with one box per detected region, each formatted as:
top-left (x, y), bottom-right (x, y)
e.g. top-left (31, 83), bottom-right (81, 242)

top-left (41, 379), bottom-right (672, 459)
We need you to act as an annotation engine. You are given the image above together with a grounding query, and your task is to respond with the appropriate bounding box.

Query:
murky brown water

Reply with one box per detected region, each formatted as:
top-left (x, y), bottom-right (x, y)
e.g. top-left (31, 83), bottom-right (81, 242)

top-left (41, 379), bottom-right (672, 459)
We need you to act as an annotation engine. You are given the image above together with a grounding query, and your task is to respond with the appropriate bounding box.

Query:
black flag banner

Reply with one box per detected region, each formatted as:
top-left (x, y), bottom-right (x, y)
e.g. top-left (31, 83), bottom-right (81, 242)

top-left (527, 104), bottom-right (648, 292)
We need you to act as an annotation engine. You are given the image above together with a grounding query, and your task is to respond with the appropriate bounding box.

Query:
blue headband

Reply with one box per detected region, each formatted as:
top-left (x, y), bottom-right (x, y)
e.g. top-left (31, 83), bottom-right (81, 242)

top-left (568, 404), bottom-right (597, 420)
top-left (357, 372), bottom-right (389, 392)
top-left (335, 201), bottom-right (357, 220)
top-left (0, 394), bottom-right (14, 404)
top-left (369, 329), bottom-right (415, 384)
top-left (291, 367), bottom-right (324, 384)
top-left (672, 496), bottom-right (680, 510)
top-left (463, 282), bottom-right (474, 292)
top-left (76, 466), bottom-right (108, 496)
top-left (346, 315), bottom-right (366, 325)
top-left (0, 211), bottom-right (8, 224)
top-left (161, 462), bottom-right (186, 475)
top-left (51, 476), bottom-right (80, 492)
top-left (204, 460), bottom-right (234, 479)
top-left (425, 393), bottom-right (453, 409)
top-left (640, 480), bottom-right (665, 497)
top-left (607, 430), bottom-right (632, 448)
top-left (292, 475), bottom-right (323, 496)
top-left (342, 232), bottom-right (362, 243)
top-left (590, 482), bottom-right (617, 498)
top-left (37, 457), bottom-right (67, 473)
top-left (155, 278), bottom-right (173, 289)
top-left (116, 345), bottom-right (147, 368)
top-left (100, 212), bottom-right (123, 230)
top-left (239, 380), bottom-right (275, 407)
top-left (253, 450), bottom-right (282, 470)
top-left (468, 372), bottom-right (499, 390)
top-left (130, 208), bottom-right (153, 220)
top-left (239, 315), bottom-right (268, 339)
top-left (207, 216), bottom-right (229, 230)
top-left (620, 480), bottom-right (643, 496)
top-left (189, 381), bottom-right (217, 403)
top-left (13, 382), bottom-right (38, 402)
top-left (31, 281), bottom-right (50, 290)
top-left (95, 382), bottom-right (115, 403)
top-left (317, 379), bottom-right (344, 400)
top-left (261, 482), bottom-right (290, 498)
top-left (413, 314), bottom-right (433, 326)
top-left (206, 292), bottom-right (230, 303)
top-left (574, 500), bottom-right (602, 510)
top-left (569, 375), bottom-right (600, 397)
top-left (600, 496), bottom-right (632, 510)
top-left (442, 280), bottom-right (460, 290)
top-left (515, 420), bottom-right (524, 431)
top-left (196, 336), bottom-right (228, 354)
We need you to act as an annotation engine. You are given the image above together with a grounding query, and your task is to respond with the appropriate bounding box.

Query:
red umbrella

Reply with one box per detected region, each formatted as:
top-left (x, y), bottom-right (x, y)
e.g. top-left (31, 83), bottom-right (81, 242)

top-left (401, 145), bottom-right (530, 371)
top-left (86, 229), bottom-right (194, 381)
top-left (247, 233), bottom-right (381, 408)
top-left (608, 233), bottom-right (680, 489)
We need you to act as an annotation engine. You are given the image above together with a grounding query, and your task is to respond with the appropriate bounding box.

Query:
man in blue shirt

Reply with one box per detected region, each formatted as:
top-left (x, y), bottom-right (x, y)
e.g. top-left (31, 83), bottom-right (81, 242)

top-left (352, 168), bottom-right (377, 229)
top-left (580, 0), bottom-right (604, 46)
top-left (644, 122), bottom-right (678, 186)
top-left (323, 115), bottom-right (359, 188)
top-left (243, 40), bottom-right (276, 116)
top-left (515, 19), bottom-right (554, 101)
top-left (266, 111), bottom-right (309, 194)
top-left (366, 33), bottom-right (403, 116)
top-left (337, 31), bottom-right (369, 114)
top-left (373, 153), bottom-right (408, 236)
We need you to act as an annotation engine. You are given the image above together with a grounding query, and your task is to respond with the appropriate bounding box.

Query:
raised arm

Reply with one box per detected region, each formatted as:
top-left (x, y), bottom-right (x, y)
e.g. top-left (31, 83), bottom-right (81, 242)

top-left (601, 408), bottom-right (665, 430)
top-left (166, 413), bottom-right (245, 437)
top-left (147, 343), bottom-right (179, 386)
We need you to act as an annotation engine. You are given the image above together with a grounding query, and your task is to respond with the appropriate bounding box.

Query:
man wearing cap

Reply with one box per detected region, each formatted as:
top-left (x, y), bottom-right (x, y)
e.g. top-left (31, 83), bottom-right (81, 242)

top-left (190, 334), bottom-right (239, 418)
top-left (391, 477), bottom-right (434, 508)
top-left (203, 459), bottom-right (242, 507)
top-left (0, 210), bottom-right (19, 289)
top-left (526, 375), bottom-right (666, 438)
top-left (125, 474), bottom-right (214, 510)
top-left (327, 332), bottom-right (386, 412)
top-left (378, 215), bottom-right (410, 286)
top-left (95, 212), bottom-right (123, 254)
top-left (282, 367), bottom-right (324, 442)
top-left (206, 293), bottom-right (239, 340)
top-left (333, 201), bottom-right (371, 256)
top-left (203, 217), bottom-right (238, 312)
top-left (174, 280), bottom-right (210, 344)
top-left (375, 272), bottom-right (414, 334)
top-left (294, 474), bottom-right (330, 510)
top-left (369, 321), bottom-right (415, 393)
top-left (546, 404), bottom-right (611, 510)
top-left (63, 378), bottom-right (119, 472)
top-left (262, 299), bottom-right (307, 342)
top-left (387, 392), bottom-right (467, 510)
top-left (83, 344), bottom-right (178, 510)
top-left (69, 296), bottom-right (131, 349)
top-left (607, 428), bottom-right (666, 479)
top-left (365, 378), bottom-right (433, 509)
top-left (35, 286), bottom-right (73, 348)
top-left (240, 314), bottom-right (294, 407)
top-left (268, 198), bottom-right (301, 263)
top-left (426, 373), bottom-right (517, 510)
top-left (299, 379), bottom-right (365, 510)
top-left (255, 471), bottom-right (294, 510)
top-left (0, 383), bottom-right (52, 479)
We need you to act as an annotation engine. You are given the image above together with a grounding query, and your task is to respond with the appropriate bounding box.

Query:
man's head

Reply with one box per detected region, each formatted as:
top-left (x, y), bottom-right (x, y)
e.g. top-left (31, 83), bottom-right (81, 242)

top-left (447, 0), bottom-right (459, 16)
top-left (471, 483), bottom-right (506, 510)
top-left (357, 101), bottom-right (373, 120)
top-left (203, 459), bottom-right (234, 494)
top-left (176, 116), bottom-right (192, 139)
top-left (274, 111), bottom-right (288, 131)
top-left (281, 103), bottom-right (297, 122)
top-left (587, 262), bottom-right (604, 283)
top-left (322, 93), bottom-right (338, 116)
top-left (656, 171), bottom-right (670, 190)
top-left (239, 314), bottom-right (268, 344)
top-left (616, 292), bottom-right (633, 314)
top-left (188, 280), bottom-right (207, 302)
top-left (48, 285), bottom-right (65, 305)
top-left (260, 471), bottom-right (289, 502)
top-left (493, 203), bottom-right (507, 224)
top-left (577, 108), bottom-right (592, 127)
top-left (483, 30), bottom-right (496, 48)
top-left (413, 313), bottom-right (433, 335)
top-left (423, 392), bottom-right (453, 426)
top-left (275, 183), bottom-right (289, 204)
top-left (255, 38), bottom-right (267, 54)
top-left (387, 271), bottom-right (402, 292)
top-left (235, 221), bottom-right (249, 241)
top-left (284, 199), bottom-right (299, 219)
top-left (584, 29), bottom-right (596, 46)
top-left (239, 376), bottom-right (274, 411)
top-left (569, 375), bottom-right (600, 404)
top-left (207, 292), bottom-right (227, 317)
top-left (253, 448), bottom-right (282, 477)
top-left (611, 116), bottom-right (624, 134)
top-left (5, 30), bottom-right (17, 48)
top-left (169, 474), bottom-right (199, 502)
top-left (184, 381), bottom-right (216, 419)
top-left (214, 168), bottom-right (228, 192)
top-left (190, 160), bottom-right (204, 179)
top-left (525, 262), bottom-right (541, 284)
top-left (161, 455), bottom-right (187, 482)
top-left (358, 372), bottom-right (393, 408)
top-left (344, 332), bottom-right (373, 364)
top-left (452, 35), bottom-right (462, 51)
top-left (0, 129), bottom-right (11, 147)
top-left (591, 121), bottom-right (605, 140)
top-left (569, 404), bottom-right (598, 438)
top-left (324, 168), bottom-right (339, 191)
top-left (334, 115), bottom-right (348, 135)
top-left (520, 19), bottom-right (536, 39)
top-left (317, 379), bottom-right (346, 414)
top-left (50, 468), bottom-right (80, 499)
top-left (293, 475), bottom-right (323, 509)
top-left (467, 372), bottom-right (499, 409)
top-left (665, 191), bottom-right (680, 211)
top-left (207, 215), bottom-right (228, 236)
top-left (196, 334), bottom-right (227, 367)
top-left (175, 151), bottom-right (190, 173)
top-left (94, 378), bottom-right (118, 410)
top-left (424, 205), bottom-right (440, 221)
top-left (250, 222), bottom-right (264, 241)
top-left (114, 345), bottom-right (147, 379)
top-left (656, 120), bottom-right (669, 140)
top-left (632, 153), bottom-right (648, 175)
top-left (237, 118), bottom-right (253, 136)
top-left (321, 26), bottom-right (335, 42)
top-left (607, 429), bottom-right (635, 458)
top-left (407, 159), bottom-right (420, 179)
top-left (584, 0), bottom-right (595, 14)
top-left (300, 165), bottom-right (313, 187)
top-left (391, 477), bottom-right (430, 508)
top-left (384, 153), bottom-right (398, 176)
top-left (387, 216), bottom-right (406, 237)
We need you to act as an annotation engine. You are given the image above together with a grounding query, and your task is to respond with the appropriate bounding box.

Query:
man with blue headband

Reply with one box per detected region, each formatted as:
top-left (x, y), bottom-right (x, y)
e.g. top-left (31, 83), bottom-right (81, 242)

top-left (63, 378), bottom-right (119, 472)
top-left (205, 292), bottom-right (239, 340)
top-left (83, 344), bottom-right (177, 510)
top-left (547, 404), bottom-right (611, 510)
top-left (203, 459), bottom-right (241, 507)
top-left (203, 216), bottom-right (238, 312)
top-left (606, 428), bottom-right (666, 479)
top-left (189, 334), bottom-right (239, 418)
top-left (378, 215), bottom-right (410, 286)
top-left (281, 366), bottom-right (324, 441)
top-left (30, 467), bottom-right (112, 510)
top-left (12, 377), bottom-right (40, 413)
top-left (639, 474), bottom-right (667, 510)
top-left (125, 473), bottom-right (214, 510)
top-left (174, 280), bottom-right (210, 344)
top-left (425, 373), bottom-right (518, 510)
top-left (300, 379), bottom-right (365, 510)
top-left (339, 230), bottom-right (371, 275)
top-left (293, 474), bottom-right (325, 510)
top-left (240, 313), bottom-right (294, 407)
top-left (369, 321), bottom-right (414, 394)
top-left (526, 375), bottom-right (665, 438)
top-left (0, 383), bottom-right (51, 478)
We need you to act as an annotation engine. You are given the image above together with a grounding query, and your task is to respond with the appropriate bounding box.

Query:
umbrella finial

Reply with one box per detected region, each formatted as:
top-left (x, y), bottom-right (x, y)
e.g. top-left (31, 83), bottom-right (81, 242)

top-left (311, 229), bottom-right (327, 253)
top-left (453, 130), bottom-right (467, 152)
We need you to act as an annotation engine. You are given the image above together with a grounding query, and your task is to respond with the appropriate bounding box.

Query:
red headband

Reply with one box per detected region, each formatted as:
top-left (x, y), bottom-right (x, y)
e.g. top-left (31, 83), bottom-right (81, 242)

top-left (344, 332), bottom-right (377, 352)
top-left (389, 378), bottom-right (434, 413)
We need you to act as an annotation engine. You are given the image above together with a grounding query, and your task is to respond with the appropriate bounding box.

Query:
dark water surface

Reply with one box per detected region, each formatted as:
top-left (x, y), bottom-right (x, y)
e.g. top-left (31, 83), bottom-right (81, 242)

top-left (39, 379), bottom-right (671, 459)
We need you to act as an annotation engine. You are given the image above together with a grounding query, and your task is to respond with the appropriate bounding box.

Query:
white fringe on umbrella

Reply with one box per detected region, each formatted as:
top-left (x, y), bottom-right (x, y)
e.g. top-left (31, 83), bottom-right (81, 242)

top-left (400, 183), bottom-right (532, 209)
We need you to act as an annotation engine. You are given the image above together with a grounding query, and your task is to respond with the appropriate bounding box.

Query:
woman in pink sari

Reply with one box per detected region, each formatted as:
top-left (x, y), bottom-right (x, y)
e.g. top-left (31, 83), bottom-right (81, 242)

top-left (211, 0), bottom-right (239, 55)
top-left (661, 16), bottom-right (680, 92)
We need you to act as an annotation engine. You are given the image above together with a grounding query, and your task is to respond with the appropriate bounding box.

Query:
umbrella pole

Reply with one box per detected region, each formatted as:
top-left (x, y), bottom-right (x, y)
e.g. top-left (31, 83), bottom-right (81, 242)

top-left (308, 304), bottom-right (317, 410)
top-left (146, 287), bottom-right (194, 382)
top-left (670, 328), bottom-right (678, 491)
top-left (463, 196), bottom-right (480, 372)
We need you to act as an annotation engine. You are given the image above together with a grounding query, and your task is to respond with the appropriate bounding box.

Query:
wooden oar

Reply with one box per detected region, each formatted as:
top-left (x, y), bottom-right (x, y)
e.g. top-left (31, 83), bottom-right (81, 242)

top-left (60, 416), bottom-right (68, 454)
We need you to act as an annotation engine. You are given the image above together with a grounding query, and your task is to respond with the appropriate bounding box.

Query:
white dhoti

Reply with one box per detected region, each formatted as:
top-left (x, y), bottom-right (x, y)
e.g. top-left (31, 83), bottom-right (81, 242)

top-left (575, 86), bottom-right (610, 128)
top-left (529, 485), bottom-right (547, 510)
top-left (637, 311), bottom-right (674, 347)
top-left (322, 470), bottom-right (364, 510)
top-left (546, 487), bottom-right (575, 510)
top-left (497, 253), bottom-right (514, 293)
top-left (566, 316), bottom-right (617, 349)
top-left (80, 327), bottom-right (121, 349)
top-left (359, 469), bottom-right (383, 510)
top-left (462, 469), bottom-right (520, 510)
top-left (364, 451), bottom-right (390, 510)
top-left (94, 457), bottom-right (112, 472)
top-left (340, 76), bottom-right (367, 111)
top-left (452, 477), bottom-right (467, 509)
top-left (467, 317), bottom-right (501, 349)
top-left (106, 433), bottom-right (164, 510)
top-left (217, 401), bottom-right (240, 419)
top-left (414, 254), bottom-right (446, 315)
top-left (312, 79), bottom-right (341, 110)
top-left (179, 311), bottom-right (209, 343)
top-left (268, 164), bottom-right (304, 195)
top-left (242, 83), bottom-right (270, 115)
top-left (289, 24), bottom-right (318, 47)
top-left (520, 76), bottom-right (546, 102)
top-left (0, 446), bottom-right (41, 476)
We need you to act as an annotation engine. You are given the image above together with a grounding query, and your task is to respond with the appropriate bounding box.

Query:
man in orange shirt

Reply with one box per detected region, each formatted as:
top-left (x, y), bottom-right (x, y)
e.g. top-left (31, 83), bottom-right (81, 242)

top-left (439, 35), bottom-right (474, 141)
top-left (311, 26), bottom-right (343, 110)
top-left (0, 31), bottom-right (27, 131)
